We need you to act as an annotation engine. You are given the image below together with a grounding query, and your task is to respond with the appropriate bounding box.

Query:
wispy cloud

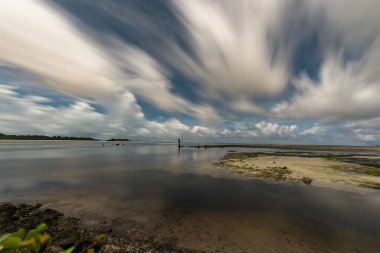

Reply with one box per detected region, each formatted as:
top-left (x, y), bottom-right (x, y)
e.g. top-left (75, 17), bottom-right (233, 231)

top-left (0, 0), bottom-right (118, 98)
top-left (0, 0), bottom-right (219, 124)
top-left (272, 0), bottom-right (380, 122)
top-left (0, 84), bottom-right (192, 138)
top-left (0, 0), bottom-right (380, 143)
top-left (170, 0), bottom-right (290, 101)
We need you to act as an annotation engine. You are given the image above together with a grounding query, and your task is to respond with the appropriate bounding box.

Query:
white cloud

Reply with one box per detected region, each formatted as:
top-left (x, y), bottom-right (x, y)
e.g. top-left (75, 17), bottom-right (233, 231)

top-left (254, 121), bottom-right (298, 137)
top-left (220, 128), bottom-right (241, 137)
top-left (273, 50), bottom-right (380, 120)
top-left (168, 0), bottom-right (380, 124)
top-left (0, 83), bottom-right (356, 143)
top-left (191, 126), bottom-right (217, 137)
top-left (216, 120), bottom-right (299, 139)
top-left (0, 0), bottom-right (118, 98)
top-left (345, 118), bottom-right (380, 143)
top-left (301, 125), bottom-right (322, 136)
top-left (145, 119), bottom-right (190, 137)
top-left (230, 99), bottom-right (268, 115)
top-left (169, 0), bottom-right (293, 102)
top-left (108, 42), bottom-right (220, 121)
top-left (272, 0), bottom-right (380, 121)
top-left (0, 0), bottom-right (219, 122)
top-left (0, 84), bottom-right (193, 139)
top-left (1, 0), bottom-right (380, 143)
top-left (317, 0), bottom-right (380, 52)
top-left (0, 84), bottom-right (103, 136)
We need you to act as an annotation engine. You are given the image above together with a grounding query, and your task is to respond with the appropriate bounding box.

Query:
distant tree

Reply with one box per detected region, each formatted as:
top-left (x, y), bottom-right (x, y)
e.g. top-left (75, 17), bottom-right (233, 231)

top-left (106, 138), bottom-right (130, 141)
top-left (0, 134), bottom-right (98, 141)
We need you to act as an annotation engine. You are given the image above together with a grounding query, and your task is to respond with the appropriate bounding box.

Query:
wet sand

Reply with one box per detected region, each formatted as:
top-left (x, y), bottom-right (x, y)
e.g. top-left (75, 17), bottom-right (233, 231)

top-left (216, 152), bottom-right (380, 190)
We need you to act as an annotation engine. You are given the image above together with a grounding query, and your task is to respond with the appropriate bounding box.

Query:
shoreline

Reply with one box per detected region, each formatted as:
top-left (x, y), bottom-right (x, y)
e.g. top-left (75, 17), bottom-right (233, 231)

top-left (215, 152), bottom-right (380, 190)
top-left (0, 202), bottom-right (194, 253)
top-left (2, 140), bottom-right (380, 151)
top-left (206, 143), bottom-right (380, 152)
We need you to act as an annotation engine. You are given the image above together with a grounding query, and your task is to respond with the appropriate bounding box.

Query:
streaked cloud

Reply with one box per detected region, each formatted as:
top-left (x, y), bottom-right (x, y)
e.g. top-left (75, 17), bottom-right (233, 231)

top-left (0, 0), bottom-right (116, 98)
top-left (0, 84), bottom-right (193, 138)
top-left (170, 0), bottom-right (290, 102)
top-left (0, 0), bottom-right (379, 144)
top-left (272, 0), bottom-right (380, 122)
top-left (0, 0), bottom-right (219, 123)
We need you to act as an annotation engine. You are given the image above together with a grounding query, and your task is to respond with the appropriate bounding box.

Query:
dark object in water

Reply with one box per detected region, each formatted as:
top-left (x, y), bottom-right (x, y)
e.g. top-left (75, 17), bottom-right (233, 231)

top-left (177, 140), bottom-right (209, 149)
top-left (302, 177), bottom-right (312, 185)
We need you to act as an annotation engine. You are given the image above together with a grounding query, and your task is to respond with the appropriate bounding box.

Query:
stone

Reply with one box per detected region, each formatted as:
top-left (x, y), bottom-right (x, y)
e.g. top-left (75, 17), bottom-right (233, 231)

top-left (302, 177), bottom-right (312, 185)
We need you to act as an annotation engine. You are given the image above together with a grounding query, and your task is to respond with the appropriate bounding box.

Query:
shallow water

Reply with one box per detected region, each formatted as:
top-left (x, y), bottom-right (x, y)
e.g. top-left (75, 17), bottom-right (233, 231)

top-left (1, 141), bottom-right (380, 252)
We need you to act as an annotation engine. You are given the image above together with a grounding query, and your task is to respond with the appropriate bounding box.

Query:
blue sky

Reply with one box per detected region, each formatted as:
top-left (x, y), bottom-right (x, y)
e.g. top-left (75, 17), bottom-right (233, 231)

top-left (1, 0), bottom-right (380, 145)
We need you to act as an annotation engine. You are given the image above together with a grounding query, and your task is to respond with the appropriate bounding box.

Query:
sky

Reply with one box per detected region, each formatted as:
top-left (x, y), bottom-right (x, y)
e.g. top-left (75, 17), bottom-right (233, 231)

top-left (0, 0), bottom-right (380, 145)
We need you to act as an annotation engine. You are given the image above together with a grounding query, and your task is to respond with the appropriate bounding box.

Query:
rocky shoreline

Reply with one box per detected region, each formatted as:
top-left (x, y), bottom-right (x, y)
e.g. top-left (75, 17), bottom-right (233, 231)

top-left (0, 203), bottom-right (197, 253)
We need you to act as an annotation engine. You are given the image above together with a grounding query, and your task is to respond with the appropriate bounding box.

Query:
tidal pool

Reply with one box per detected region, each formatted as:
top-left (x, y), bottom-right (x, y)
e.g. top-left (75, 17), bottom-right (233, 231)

top-left (1, 141), bottom-right (380, 252)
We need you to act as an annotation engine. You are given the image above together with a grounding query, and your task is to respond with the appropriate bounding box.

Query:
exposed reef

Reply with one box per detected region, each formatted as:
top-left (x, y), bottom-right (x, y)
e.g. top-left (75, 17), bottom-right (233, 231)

top-left (215, 152), bottom-right (380, 189)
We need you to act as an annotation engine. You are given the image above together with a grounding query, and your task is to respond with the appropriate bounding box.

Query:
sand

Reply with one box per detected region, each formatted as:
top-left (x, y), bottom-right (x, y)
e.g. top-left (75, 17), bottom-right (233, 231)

top-left (217, 153), bottom-right (380, 189)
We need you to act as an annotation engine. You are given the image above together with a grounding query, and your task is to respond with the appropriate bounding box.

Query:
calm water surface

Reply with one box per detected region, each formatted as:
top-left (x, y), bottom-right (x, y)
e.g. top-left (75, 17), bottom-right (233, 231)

top-left (1, 141), bottom-right (380, 253)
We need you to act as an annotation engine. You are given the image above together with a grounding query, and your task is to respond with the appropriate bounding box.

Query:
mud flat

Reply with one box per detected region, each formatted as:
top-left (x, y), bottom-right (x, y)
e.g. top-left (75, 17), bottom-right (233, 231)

top-left (216, 152), bottom-right (380, 189)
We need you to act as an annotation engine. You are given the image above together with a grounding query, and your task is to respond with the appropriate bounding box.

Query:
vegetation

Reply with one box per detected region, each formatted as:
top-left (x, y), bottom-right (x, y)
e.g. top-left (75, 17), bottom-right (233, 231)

top-left (347, 166), bottom-right (380, 176)
top-left (255, 166), bottom-right (292, 181)
top-left (0, 223), bottom-right (51, 253)
top-left (0, 223), bottom-right (106, 253)
top-left (215, 153), bottom-right (293, 181)
top-left (106, 138), bottom-right (130, 141)
top-left (359, 182), bottom-right (380, 189)
top-left (0, 133), bottom-right (97, 141)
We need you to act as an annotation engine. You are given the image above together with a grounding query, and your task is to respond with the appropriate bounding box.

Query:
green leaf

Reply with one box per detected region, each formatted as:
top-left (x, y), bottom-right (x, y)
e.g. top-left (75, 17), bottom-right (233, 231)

top-left (1, 236), bottom-right (22, 248)
top-left (11, 228), bottom-right (26, 239)
top-left (0, 233), bottom-right (11, 243)
top-left (25, 229), bottom-right (37, 240)
top-left (19, 247), bottom-right (32, 253)
top-left (38, 233), bottom-right (50, 245)
top-left (32, 238), bottom-right (41, 252)
top-left (94, 234), bottom-right (107, 241)
top-left (59, 246), bottom-right (75, 253)
top-left (35, 223), bottom-right (47, 233)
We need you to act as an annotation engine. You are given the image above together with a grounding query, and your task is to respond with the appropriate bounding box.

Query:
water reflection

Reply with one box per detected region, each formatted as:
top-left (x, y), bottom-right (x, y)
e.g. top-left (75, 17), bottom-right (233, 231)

top-left (1, 141), bottom-right (380, 252)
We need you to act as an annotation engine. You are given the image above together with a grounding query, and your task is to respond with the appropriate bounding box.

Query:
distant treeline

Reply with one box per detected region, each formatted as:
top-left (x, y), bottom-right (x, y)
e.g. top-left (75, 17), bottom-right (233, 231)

top-left (0, 133), bottom-right (97, 141)
top-left (106, 138), bottom-right (130, 141)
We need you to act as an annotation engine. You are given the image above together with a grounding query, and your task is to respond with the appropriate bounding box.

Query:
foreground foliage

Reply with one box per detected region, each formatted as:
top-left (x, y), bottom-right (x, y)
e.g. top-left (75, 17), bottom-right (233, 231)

top-left (0, 223), bottom-right (106, 253)
top-left (0, 223), bottom-right (51, 253)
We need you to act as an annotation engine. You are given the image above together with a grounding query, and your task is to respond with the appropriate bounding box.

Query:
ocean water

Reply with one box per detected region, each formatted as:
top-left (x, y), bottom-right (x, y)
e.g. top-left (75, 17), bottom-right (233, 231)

top-left (1, 141), bottom-right (380, 252)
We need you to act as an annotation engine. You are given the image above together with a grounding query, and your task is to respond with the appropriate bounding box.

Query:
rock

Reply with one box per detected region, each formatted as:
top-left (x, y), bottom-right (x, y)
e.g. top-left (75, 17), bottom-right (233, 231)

top-left (54, 228), bottom-right (79, 248)
top-left (44, 245), bottom-right (64, 253)
top-left (1, 203), bottom-right (198, 253)
top-left (16, 203), bottom-right (28, 209)
top-left (302, 177), bottom-right (312, 185)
